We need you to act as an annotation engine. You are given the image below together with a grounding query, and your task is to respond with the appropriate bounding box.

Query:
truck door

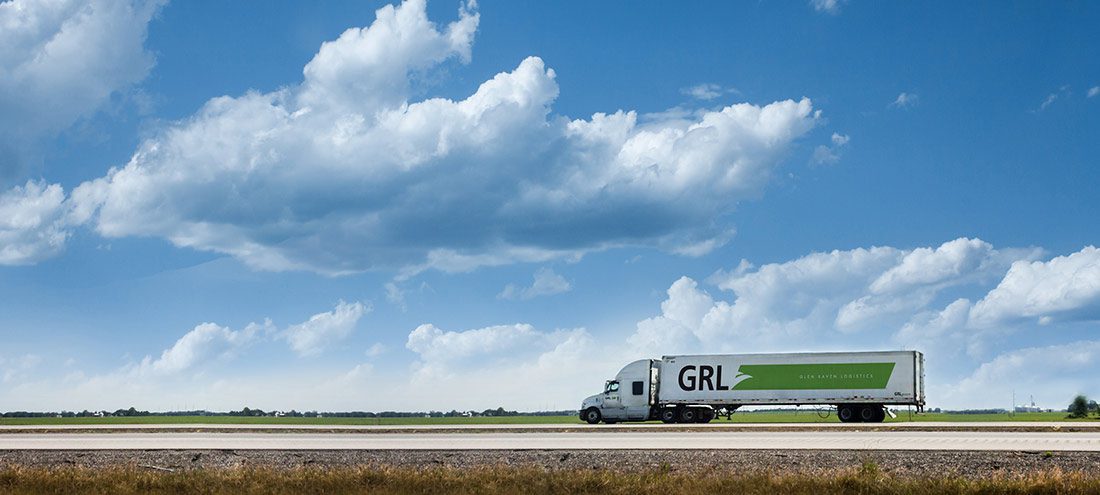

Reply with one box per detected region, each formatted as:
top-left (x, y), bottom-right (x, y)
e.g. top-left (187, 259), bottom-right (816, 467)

top-left (602, 381), bottom-right (623, 417)
top-left (621, 379), bottom-right (651, 420)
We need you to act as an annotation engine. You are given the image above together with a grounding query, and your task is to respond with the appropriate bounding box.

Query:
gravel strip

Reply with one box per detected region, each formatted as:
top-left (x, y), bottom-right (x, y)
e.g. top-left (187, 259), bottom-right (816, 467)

top-left (2, 450), bottom-right (1099, 478)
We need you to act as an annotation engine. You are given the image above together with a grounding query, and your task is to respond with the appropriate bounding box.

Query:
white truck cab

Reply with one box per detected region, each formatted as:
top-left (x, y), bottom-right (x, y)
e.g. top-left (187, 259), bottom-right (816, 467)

top-left (579, 359), bottom-right (655, 424)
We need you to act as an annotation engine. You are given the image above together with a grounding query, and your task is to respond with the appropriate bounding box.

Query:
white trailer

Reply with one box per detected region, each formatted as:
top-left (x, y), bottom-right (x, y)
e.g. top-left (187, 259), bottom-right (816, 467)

top-left (579, 350), bottom-right (924, 424)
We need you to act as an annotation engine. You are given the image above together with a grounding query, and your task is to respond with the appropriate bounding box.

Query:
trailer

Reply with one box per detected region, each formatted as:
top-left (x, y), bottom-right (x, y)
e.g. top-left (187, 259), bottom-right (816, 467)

top-left (578, 350), bottom-right (924, 424)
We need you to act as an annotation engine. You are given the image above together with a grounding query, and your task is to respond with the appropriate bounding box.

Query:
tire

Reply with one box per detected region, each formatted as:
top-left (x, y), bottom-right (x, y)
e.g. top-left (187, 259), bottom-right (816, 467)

top-left (871, 407), bottom-right (886, 423)
top-left (660, 408), bottom-right (678, 424)
top-left (679, 407), bottom-right (698, 423)
top-left (583, 408), bottom-right (601, 425)
top-left (858, 406), bottom-right (877, 423)
top-left (838, 405), bottom-right (857, 423)
top-left (698, 408), bottom-right (715, 423)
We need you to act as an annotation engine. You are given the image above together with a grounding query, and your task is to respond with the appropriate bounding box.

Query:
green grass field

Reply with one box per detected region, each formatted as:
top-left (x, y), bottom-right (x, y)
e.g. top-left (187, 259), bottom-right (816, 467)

top-left (0, 410), bottom-right (1091, 426)
top-left (0, 415), bottom-right (583, 426)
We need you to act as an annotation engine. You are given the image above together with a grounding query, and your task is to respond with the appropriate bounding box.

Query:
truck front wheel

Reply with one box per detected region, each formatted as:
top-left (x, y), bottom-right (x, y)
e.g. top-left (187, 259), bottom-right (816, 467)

top-left (583, 408), bottom-right (601, 425)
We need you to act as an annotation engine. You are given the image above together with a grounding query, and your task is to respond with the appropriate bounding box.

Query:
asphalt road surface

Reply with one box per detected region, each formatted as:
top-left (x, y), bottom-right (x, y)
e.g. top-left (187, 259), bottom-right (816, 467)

top-left (3, 430), bottom-right (1100, 451)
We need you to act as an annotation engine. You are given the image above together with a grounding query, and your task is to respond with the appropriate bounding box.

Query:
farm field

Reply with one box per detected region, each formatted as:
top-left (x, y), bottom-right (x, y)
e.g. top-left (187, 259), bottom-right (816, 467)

top-left (0, 415), bottom-right (582, 426)
top-left (0, 411), bottom-right (1090, 426)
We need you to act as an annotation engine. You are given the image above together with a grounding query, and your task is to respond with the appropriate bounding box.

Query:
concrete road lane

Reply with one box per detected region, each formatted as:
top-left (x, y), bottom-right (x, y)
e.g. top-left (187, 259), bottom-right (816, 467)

top-left (2, 422), bottom-right (1097, 431)
top-left (3, 431), bottom-right (1100, 451)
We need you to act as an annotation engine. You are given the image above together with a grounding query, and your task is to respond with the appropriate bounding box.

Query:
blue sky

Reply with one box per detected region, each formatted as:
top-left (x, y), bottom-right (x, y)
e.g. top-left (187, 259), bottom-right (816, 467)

top-left (0, 0), bottom-right (1098, 412)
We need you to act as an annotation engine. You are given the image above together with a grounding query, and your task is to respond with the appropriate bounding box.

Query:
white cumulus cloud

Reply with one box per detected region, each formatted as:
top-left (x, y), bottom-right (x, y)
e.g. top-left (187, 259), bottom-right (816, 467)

top-left (407, 322), bottom-right (565, 367)
top-left (628, 276), bottom-right (715, 356)
top-left (14, 0), bottom-right (821, 275)
top-left (969, 246), bottom-right (1100, 327)
top-left (939, 340), bottom-right (1100, 409)
top-left (0, 301), bottom-right (373, 410)
top-left (869, 238), bottom-right (1002, 294)
top-left (0, 180), bottom-right (70, 265)
top-left (139, 320), bottom-right (271, 374)
top-left (498, 267), bottom-right (572, 300)
top-left (404, 321), bottom-right (603, 409)
top-left (297, 0), bottom-right (477, 115)
top-left (892, 298), bottom-right (972, 358)
top-left (283, 300), bottom-right (369, 357)
top-left (0, 0), bottom-right (164, 177)
top-left (629, 238), bottom-right (1038, 353)
top-left (811, 132), bottom-right (849, 165)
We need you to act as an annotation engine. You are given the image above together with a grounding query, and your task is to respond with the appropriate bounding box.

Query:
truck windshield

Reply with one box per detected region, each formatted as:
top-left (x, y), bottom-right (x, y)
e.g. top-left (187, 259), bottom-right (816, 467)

top-left (604, 381), bottom-right (619, 393)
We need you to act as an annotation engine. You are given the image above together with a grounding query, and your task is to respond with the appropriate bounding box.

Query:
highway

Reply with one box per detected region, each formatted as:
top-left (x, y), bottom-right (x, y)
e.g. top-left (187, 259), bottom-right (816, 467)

top-left (2, 421), bottom-right (1097, 431)
top-left (3, 430), bottom-right (1100, 451)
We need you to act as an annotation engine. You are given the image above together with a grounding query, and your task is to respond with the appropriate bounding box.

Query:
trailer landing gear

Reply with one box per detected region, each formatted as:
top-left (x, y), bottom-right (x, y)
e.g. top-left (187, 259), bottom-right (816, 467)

top-left (719, 405), bottom-right (740, 420)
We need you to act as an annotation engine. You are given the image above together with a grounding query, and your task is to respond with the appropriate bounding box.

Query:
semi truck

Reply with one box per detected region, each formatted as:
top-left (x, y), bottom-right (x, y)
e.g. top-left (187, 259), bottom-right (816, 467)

top-left (579, 350), bottom-right (924, 424)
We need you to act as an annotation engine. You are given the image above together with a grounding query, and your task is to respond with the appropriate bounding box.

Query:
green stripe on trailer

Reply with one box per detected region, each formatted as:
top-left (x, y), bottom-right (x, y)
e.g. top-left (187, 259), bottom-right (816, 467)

top-left (732, 362), bottom-right (895, 390)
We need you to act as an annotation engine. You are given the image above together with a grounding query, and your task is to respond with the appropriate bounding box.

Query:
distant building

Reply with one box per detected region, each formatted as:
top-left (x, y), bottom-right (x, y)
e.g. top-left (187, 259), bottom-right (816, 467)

top-left (1015, 396), bottom-right (1042, 413)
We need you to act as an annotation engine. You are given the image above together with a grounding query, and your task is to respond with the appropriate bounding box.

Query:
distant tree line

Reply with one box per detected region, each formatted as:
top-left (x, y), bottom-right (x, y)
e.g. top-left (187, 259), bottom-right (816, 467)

top-left (2, 407), bottom-right (151, 418)
top-left (1068, 395), bottom-right (1100, 419)
top-left (938, 409), bottom-right (1009, 415)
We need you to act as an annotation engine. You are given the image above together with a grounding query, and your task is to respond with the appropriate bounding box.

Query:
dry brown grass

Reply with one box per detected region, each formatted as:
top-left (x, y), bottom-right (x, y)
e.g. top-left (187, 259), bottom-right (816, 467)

top-left (2, 462), bottom-right (1100, 495)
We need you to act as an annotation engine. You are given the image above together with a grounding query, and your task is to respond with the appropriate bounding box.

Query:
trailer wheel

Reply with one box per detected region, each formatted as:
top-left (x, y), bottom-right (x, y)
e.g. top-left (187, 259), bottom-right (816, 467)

top-left (583, 408), bottom-right (601, 425)
top-left (858, 406), bottom-right (877, 423)
top-left (679, 407), bottom-right (698, 423)
top-left (697, 408), bottom-right (715, 423)
top-left (838, 405), bottom-right (857, 423)
top-left (660, 408), bottom-right (678, 424)
top-left (871, 407), bottom-right (886, 423)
